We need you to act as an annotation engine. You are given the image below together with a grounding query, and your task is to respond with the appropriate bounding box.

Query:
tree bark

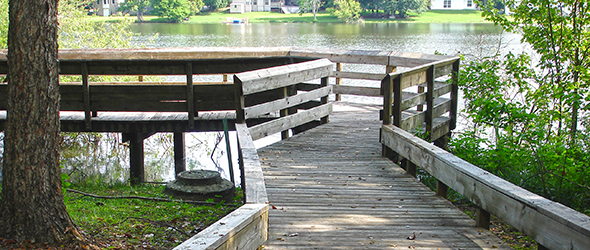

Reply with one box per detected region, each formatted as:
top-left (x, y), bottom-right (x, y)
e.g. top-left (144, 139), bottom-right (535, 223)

top-left (0, 0), bottom-right (76, 243)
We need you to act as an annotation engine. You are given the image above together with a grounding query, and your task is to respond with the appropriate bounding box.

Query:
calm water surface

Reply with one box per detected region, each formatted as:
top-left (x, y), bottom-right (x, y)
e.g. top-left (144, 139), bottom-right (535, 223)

top-left (130, 22), bottom-right (524, 58)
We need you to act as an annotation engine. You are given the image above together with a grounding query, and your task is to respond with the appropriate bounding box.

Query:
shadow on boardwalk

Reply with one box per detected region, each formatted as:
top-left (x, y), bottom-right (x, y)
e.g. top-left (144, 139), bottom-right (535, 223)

top-left (259, 102), bottom-right (511, 249)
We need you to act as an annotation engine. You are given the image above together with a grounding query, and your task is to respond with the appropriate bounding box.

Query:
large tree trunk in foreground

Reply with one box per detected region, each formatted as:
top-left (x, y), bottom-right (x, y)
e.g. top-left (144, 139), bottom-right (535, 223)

top-left (0, 0), bottom-right (76, 243)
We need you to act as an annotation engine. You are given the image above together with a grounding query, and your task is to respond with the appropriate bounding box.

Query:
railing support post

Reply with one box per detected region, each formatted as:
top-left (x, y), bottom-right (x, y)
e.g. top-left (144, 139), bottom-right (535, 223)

top-left (81, 62), bottom-right (91, 130)
top-left (320, 76), bottom-right (329, 124)
top-left (280, 86), bottom-right (290, 140)
top-left (174, 132), bottom-right (186, 175)
top-left (335, 62), bottom-right (342, 101)
top-left (425, 65), bottom-right (435, 141)
top-left (186, 62), bottom-right (195, 129)
top-left (476, 207), bottom-right (491, 230)
top-left (450, 60), bottom-right (460, 130)
top-left (381, 74), bottom-right (397, 161)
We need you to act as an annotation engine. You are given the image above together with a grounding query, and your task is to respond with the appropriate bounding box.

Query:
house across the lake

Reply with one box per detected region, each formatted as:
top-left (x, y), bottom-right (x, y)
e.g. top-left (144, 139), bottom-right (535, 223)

top-left (229, 0), bottom-right (298, 13)
top-left (430, 0), bottom-right (477, 10)
top-left (93, 0), bottom-right (124, 16)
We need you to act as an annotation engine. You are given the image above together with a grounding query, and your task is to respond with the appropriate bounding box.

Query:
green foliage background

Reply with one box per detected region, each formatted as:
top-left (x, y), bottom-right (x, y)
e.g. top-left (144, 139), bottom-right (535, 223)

top-left (332, 0), bottom-right (362, 23)
top-left (451, 0), bottom-right (590, 214)
top-left (150, 0), bottom-right (192, 22)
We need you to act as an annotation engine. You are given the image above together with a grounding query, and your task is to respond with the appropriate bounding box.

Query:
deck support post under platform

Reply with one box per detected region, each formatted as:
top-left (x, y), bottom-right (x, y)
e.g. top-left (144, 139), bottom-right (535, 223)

top-left (124, 132), bottom-right (145, 185)
top-left (174, 132), bottom-right (186, 176)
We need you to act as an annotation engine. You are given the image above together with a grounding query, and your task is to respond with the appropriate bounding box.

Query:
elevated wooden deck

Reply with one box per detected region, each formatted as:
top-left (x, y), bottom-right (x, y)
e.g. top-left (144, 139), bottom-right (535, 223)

top-left (259, 103), bottom-right (510, 249)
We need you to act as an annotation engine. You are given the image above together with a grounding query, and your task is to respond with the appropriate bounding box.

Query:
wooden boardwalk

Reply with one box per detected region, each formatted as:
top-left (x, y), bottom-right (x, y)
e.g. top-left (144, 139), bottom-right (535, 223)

top-left (259, 102), bottom-right (511, 249)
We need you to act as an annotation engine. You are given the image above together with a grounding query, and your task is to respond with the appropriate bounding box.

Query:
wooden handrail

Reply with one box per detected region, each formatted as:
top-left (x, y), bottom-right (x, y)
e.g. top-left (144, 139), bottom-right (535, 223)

top-left (234, 58), bottom-right (333, 141)
top-left (381, 124), bottom-right (590, 250)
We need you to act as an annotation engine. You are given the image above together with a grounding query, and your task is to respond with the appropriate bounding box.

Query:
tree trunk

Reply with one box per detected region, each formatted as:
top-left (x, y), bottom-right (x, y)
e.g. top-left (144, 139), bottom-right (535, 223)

top-left (0, 0), bottom-right (76, 243)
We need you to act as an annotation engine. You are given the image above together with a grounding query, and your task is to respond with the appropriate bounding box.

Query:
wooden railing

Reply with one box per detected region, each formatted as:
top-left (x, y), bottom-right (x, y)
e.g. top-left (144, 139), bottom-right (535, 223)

top-left (381, 125), bottom-right (590, 250)
top-left (234, 58), bottom-right (333, 140)
top-left (381, 57), bottom-right (459, 141)
top-left (290, 49), bottom-right (454, 101)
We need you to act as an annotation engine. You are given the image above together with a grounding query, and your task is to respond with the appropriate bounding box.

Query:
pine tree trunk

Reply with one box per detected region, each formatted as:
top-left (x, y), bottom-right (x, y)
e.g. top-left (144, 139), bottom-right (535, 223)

top-left (0, 0), bottom-right (76, 243)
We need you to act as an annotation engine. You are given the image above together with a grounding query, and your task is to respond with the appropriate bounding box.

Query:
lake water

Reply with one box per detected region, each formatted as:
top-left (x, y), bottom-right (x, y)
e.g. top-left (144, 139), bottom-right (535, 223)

top-left (130, 22), bottom-right (525, 59)
top-left (63, 22), bottom-right (526, 184)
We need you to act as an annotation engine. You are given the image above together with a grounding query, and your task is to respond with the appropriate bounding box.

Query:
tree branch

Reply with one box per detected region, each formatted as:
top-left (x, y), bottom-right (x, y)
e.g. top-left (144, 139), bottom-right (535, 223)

top-left (66, 188), bottom-right (235, 207)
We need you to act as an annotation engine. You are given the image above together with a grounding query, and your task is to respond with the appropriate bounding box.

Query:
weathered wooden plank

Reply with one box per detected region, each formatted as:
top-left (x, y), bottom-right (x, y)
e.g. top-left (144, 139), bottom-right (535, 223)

top-left (248, 103), bottom-right (332, 141)
top-left (236, 123), bottom-right (269, 204)
top-left (289, 49), bottom-right (390, 65)
top-left (387, 51), bottom-right (454, 67)
top-left (332, 85), bottom-right (381, 97)
top-left (400, 98), bottom-right (451, 131)
top-left (244, 86), bottom-right (331, 119)
top-left (57, 47), bottom-right (291, 60)
top-left (381, 124), bottom-right (590, 250)
top-left (394, 58), bottom-right (458, 90)
top-left (330, 71), bottom-right (385, 80)
top-left (236, 59), bottom-right (333, 95)
top-left (173, 204), bottom-right (269, 250)
top-left (400, 82), bottom-right (452, 111)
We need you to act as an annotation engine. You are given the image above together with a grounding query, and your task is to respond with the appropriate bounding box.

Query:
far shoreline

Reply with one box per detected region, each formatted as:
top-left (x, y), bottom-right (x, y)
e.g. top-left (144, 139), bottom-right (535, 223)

top-left (91, 9), bottom-right (490, 24)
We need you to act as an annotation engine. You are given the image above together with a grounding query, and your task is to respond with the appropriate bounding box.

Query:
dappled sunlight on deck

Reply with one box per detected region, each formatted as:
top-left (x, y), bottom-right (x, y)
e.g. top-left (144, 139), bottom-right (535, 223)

top-left (260, 102), bottom-right (510, 249)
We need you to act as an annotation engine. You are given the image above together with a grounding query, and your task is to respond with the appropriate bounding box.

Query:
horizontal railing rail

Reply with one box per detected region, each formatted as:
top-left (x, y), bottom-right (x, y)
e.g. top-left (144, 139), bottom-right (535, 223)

top-left (381, 124), bottom-right (590, 250)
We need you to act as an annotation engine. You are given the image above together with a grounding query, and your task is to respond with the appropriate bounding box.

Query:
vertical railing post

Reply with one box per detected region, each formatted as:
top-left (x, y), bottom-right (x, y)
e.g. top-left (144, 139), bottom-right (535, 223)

top-left (425, 65), bottom-right (435, 141)
top-left (381, 74), bottom-right (396, 160)
top-left (450, 59), bottom-right (460, 130)
top-left (335, 62), bottom-right (342, 101)
top-left (234, 75), bottom-right (246, 124)
top-left (186, 62), bottom-right (195, 129)
top-left (434, 136), bottom-right (449, 198)
top-left (393, 74), bottom-right (402, 127)
top-left (382, 74), bottom-right (393, 126)
top-left (280, 86), bottom-right (289, 140)
top-left (81, 62), bottom-right (91, 130)
top-left (320, 76), bottom-right (329, 124)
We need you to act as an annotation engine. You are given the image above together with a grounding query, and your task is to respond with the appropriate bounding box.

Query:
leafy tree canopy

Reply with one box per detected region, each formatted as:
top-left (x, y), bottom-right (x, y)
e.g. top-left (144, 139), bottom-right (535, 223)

top-left (151, 0), bottom-right (192, 22)
top-left (333, 0), bottom-right (362, 23)
top-left (118, 0), bottom-right (151, 22)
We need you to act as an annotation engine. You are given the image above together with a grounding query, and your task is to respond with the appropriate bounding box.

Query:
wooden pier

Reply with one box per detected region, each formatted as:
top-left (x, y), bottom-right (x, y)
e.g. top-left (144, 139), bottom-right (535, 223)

top-left (2, 48), bottom-right (589, 250)
top-left (259, 102), bottom-right (509, 249)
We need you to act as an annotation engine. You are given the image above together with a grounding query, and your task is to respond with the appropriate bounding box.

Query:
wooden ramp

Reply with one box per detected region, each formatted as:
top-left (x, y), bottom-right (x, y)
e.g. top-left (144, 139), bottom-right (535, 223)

top-left (259, 102), bottom-right (511, 250)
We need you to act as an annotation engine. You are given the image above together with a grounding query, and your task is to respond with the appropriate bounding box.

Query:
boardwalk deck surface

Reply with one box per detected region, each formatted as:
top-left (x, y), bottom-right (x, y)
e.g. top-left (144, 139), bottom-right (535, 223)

top-left (259, 102), bottom-right (511, 250)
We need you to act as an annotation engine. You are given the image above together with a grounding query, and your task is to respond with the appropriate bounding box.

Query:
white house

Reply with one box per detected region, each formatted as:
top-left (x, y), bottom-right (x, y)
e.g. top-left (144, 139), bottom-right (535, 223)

top-left (93, 0), bottom-right (125, 16)
top-left (430, 0), bottom-right (477, 10)
top-left (229, 0), bottom-right (285, 13)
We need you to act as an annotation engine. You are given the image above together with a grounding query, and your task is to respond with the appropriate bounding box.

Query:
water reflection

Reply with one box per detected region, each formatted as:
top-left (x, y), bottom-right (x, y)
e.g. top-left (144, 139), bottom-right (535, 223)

top-left (58, 132), bottom-right (238, 185)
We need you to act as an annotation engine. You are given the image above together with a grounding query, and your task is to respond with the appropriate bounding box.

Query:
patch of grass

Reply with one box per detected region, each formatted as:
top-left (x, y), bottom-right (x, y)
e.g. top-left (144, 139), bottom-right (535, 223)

top-left (362, 10), bottom-right (489, 23)
top-left (65, 183), bottom-right (241, 249)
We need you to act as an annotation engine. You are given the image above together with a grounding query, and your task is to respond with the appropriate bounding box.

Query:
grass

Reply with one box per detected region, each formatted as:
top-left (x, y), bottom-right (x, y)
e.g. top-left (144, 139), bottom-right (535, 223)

top-left (364, 10), bottom-right (489, 23)
top-left (64, 183), bottom-right (241, 249)
top-left (90, 9), bottom-right (489, 24)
